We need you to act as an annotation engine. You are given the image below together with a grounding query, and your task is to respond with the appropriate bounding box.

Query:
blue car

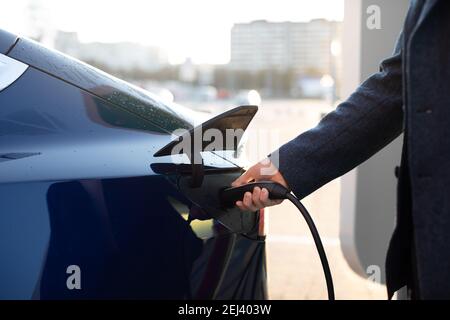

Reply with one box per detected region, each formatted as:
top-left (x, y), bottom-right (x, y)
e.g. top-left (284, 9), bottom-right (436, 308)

top-left (0, 29), bottom-right (267, 299)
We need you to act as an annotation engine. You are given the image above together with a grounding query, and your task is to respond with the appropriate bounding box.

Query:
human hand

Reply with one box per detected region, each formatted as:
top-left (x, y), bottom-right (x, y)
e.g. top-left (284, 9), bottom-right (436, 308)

top-left (231, 158), bottom-right (289, 211)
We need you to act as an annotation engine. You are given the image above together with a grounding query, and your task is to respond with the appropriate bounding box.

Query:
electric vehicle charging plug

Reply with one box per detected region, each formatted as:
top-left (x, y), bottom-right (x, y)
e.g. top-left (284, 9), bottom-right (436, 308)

top-left (220, 181), bottom-right (289, 207)
top-left (220, 181), bottom-right (335, 300)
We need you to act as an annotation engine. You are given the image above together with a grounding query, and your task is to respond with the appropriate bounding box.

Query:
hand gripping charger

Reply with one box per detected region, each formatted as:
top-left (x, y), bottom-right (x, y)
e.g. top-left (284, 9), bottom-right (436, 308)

top-left (220, 181), bottom-right (335, 300)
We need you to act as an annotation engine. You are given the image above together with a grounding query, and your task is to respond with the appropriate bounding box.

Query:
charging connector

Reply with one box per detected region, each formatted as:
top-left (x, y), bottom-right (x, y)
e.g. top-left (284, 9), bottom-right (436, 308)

top-left (220, 181), bottom-right (335, 300)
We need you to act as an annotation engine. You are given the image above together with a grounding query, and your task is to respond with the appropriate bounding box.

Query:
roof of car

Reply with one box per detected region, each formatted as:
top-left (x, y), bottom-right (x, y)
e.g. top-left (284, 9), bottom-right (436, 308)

top-left (0, 29), bottom-right (17, 54)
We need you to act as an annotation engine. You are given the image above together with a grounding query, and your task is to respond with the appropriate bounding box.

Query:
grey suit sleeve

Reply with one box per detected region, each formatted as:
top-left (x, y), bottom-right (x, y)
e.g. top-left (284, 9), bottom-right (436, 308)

top-left (272, 35), bottom-right (404, 199)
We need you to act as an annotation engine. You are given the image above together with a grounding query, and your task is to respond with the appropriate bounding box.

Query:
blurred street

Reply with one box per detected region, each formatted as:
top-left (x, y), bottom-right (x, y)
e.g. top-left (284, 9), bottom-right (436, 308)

top-left (243, 99), bottom-right (387, 299)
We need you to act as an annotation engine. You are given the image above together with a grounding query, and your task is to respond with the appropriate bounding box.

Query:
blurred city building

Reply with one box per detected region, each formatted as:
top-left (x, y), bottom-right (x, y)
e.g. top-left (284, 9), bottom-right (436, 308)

top-left (37, 21), bottom-right (343, 101)
top-left (229, 19), bottom-right (342, 99)
top-left (230, 19), bottom-right (341, 74)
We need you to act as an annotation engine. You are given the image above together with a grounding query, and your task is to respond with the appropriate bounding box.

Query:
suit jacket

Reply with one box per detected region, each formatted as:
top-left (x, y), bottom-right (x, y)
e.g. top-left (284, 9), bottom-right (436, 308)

top-left (274, 0), bottom-right (450, 299)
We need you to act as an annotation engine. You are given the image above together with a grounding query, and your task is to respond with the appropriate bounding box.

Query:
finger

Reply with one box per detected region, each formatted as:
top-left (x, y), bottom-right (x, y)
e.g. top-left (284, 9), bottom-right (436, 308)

top-left (243, 191), bottom-right (253, 209)
top-left (237, 201), bottom-right (252, 212)
top-left (236, 201), bottom-right (245, 211)
top-left (243, 191), bottom-right (258, 212)
top-left (260, 188), bottom-right (283, 207)
top-left (260, 188), bottom-right (271, 206)
top-left (252, 187), bottom-right (263, 209)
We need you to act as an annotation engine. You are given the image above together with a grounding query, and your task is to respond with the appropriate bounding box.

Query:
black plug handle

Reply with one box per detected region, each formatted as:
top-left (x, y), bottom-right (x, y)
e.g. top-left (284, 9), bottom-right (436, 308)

top-left (220, 181), bottom-right (289, 208)
top-left (220, 181), bottom-right (335, 299)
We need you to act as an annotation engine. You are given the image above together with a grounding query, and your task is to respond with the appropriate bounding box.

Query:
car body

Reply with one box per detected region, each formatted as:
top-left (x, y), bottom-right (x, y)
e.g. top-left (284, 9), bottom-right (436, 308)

top-left (0, 29), bottom-right (267, 299)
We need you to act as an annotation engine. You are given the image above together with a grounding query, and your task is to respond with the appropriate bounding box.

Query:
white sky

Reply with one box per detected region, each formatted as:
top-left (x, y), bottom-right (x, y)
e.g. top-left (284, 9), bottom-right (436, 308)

top-left (2, 0), bottom-right (343, 64)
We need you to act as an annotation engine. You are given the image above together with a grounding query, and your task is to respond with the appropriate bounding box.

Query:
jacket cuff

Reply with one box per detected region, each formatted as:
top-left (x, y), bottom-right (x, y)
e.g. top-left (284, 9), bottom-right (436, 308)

top-left (269, 144), bottom-right (312, 200)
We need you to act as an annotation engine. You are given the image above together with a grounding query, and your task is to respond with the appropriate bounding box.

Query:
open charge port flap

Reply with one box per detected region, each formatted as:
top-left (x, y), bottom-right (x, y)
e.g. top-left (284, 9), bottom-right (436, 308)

top-left (178, 172), bottom-right (259, 235)
top-left (154, 105), bottom-right (258, 188)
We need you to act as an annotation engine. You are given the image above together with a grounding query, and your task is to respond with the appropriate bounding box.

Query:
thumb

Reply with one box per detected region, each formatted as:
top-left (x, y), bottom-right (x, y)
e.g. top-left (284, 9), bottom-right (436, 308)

top-left (231, 164), bottom-right (258, 187)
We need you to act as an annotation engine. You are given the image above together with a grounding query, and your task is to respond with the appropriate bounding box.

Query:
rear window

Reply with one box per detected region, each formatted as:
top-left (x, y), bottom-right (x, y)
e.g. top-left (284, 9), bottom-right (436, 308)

top-left (8, 37), bottom-right (195, 133)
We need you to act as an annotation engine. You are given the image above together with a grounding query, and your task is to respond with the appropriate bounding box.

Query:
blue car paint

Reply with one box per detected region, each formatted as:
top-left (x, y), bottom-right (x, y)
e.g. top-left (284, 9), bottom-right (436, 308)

top-left (0, 29), bottom-right (16, 54)
top-left (0, 32), bottom-right (267, 299)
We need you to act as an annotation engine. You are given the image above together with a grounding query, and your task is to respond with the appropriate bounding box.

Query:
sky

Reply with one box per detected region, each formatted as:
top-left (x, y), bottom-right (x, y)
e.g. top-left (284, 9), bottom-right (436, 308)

top-left (2, 0), bottom-right (343, 64)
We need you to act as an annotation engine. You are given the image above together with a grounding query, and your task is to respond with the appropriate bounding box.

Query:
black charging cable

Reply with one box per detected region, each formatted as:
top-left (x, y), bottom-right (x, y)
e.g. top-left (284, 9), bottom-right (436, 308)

top-left (220, 181), bottom-right (335, 300)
